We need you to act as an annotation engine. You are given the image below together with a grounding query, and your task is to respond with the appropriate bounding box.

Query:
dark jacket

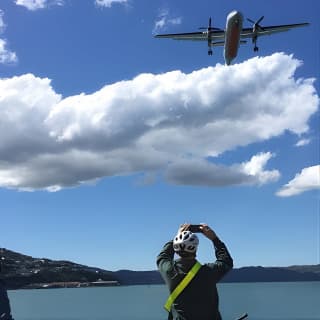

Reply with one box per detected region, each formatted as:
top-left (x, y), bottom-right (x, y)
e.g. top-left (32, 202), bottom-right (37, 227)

top-left (0, 279), bottom-right (14, 320)
top-left (157, 238), bottom-right (233, 320)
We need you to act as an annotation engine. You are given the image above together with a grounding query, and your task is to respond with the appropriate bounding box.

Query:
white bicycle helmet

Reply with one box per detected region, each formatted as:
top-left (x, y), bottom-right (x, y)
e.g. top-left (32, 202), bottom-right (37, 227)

top-left (173, 230), bottom-right (199, 253)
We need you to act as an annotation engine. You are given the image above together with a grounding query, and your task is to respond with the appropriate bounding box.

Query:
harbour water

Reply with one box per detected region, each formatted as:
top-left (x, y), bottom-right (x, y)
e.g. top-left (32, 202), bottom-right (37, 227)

top-left (8, 282), bottom-right (320, 320)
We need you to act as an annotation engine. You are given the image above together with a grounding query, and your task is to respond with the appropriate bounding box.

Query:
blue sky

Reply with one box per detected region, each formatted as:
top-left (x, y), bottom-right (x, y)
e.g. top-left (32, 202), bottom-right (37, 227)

top-left (0, 0), bottom-right (319, 271)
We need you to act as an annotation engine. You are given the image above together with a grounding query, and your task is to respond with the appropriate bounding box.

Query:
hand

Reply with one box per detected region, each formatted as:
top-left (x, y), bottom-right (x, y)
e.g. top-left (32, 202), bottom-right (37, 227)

top-left (178, 223), bottom-right (191, 233)
top-left (199, 224), bottom-right (217, 240)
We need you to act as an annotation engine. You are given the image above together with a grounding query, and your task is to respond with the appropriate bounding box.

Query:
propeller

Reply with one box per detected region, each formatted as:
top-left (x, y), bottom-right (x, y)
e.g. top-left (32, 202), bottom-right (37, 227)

top-left (199, 17), bottom-right (220, 31)
top-left (247, 16), bottom-right (265, 32)
top-left (247, 16), bottom-right (265, 51)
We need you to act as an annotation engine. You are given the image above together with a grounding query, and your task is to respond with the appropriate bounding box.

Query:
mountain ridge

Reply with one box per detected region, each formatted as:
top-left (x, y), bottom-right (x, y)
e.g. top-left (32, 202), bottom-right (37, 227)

top-left (1, 248), bottom-right (319, 289)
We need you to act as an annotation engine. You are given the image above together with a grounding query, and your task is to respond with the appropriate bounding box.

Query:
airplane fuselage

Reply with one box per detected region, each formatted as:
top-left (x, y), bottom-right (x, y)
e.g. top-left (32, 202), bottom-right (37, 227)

top-left (224, 11), bottom-right (243, 65)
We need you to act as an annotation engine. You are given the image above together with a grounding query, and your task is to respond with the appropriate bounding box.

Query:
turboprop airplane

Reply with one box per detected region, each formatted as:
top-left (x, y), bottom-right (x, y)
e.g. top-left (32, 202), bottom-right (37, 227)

top-left (154, 11), bottom-right (309, 65)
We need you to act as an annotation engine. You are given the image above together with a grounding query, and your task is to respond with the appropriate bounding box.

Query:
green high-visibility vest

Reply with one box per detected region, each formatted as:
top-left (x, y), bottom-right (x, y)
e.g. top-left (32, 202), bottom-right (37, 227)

top-left (164, 261), bottom-right (202, 312)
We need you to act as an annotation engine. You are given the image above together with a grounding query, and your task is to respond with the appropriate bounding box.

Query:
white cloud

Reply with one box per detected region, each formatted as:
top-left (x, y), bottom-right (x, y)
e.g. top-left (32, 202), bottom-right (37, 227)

top-left (0, 10), bottom-right (17, 65)
top-left (15, 0), bottom-right (64, 10)
top-left (153, 9), bottom-right (182, 34)
top-left (0, 39), bottom-right (18, 64)
top-left (0, 10), bottom-right (6, 33)
top-left (95, 0), bottom-right (128, 8)
top-left (295, 138), bottom-right (311, 147)
top-left (0, 53), bottom-right (318, 191)
top-left (241, 152), bottom-right (280, 185)
top-left (276, 165), bottom-right (320, 197)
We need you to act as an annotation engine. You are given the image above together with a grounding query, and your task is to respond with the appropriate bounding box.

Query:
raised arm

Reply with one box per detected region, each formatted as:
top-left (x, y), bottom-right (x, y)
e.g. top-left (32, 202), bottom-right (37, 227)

top-left (156, 241), bottom-right (175, 275)
top-left (200, 224), bottom-right (233, 280)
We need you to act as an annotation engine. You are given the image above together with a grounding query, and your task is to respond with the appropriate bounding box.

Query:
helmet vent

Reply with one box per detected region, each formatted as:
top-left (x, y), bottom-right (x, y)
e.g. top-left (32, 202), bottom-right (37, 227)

top-left (173, 230), bottom-right (199, 253)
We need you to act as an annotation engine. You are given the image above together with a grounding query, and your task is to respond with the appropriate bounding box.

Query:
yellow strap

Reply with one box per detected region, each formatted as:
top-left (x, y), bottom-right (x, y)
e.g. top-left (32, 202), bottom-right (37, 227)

top-left (164, 261), bottom-right (202, 312)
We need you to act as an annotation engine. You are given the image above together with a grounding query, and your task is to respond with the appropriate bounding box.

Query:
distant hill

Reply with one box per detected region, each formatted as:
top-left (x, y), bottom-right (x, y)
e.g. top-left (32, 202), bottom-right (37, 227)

top-left (114, 265), bottom-right (320, 285)
top-left (1, 248), bottom-right (319, 289)
top-left (222, 266), bottom-right (320, 282)
top-left (1, 249), bottom-right (117, 289)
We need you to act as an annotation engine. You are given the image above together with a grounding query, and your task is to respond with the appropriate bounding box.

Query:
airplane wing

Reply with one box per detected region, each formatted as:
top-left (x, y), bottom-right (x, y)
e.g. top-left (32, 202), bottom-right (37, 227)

top-left (240, 23), bottom-right (309, 38)
top-left (154, 29), bottom-right (226, 41)
top-left (210, 40), bottom-right (247, 47)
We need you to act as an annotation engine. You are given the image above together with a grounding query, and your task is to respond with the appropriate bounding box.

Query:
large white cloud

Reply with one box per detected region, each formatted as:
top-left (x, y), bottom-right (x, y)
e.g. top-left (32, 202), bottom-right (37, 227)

top-left (15, 0), bottom-right (64, 10)
top-left (166, 152), bottom-right (280, 186)
top-left (0, 53), bottom-right (318, 191)
top-left (276, 165), bottom-right (320, 197)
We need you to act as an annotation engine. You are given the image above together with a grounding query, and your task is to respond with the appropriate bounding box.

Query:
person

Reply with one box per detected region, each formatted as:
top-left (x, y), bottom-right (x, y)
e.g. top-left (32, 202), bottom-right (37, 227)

top-left (0, 253), bottom-right (14, 320)
top-left (157, 223), bottom-right (233, 320)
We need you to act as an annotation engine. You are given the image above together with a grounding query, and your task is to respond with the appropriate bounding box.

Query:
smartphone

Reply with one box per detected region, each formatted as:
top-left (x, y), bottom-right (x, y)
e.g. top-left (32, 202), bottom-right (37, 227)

top-left (189, 224), bottom-right (202, 233)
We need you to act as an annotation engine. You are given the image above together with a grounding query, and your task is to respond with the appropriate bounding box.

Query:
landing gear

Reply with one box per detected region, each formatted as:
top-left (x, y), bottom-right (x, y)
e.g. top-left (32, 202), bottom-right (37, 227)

top-left (253, 38), bottom-right (259, 52)
top-left (207, 37), bottom-right (213, 56)
top-left (248, 16), bottom-right (265, 54)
